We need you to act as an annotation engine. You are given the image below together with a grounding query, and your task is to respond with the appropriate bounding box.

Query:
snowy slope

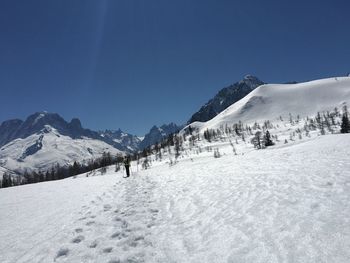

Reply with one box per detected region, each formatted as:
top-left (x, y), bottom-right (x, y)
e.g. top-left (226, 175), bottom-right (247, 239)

top-left (1, 134), bottom-right (350, 262)
top-left (0, 126), bottom-right (121, 175)
top-left (193, 76), bottom-right (350, 131)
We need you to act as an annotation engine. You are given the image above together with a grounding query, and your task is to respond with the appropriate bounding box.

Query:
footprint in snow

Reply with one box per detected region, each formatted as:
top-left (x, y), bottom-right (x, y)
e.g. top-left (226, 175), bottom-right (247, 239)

top-left (55, 248), bottom-right (69, 260)
top-left (147, 223), bottom-right (155, 228)
top-left (148, 208), bottom-right (159, 214)
top-left (111, 232), bottom-right (121, 239)
top-left (72, 235), bottom-right (85, 243)
top-left (102, 247), bottom-right (113, 253)
top-left (75, 228), bottom-right (83, 233)
top-left (89, 240), bottom-right (98, 248)
top-left (121, 220), bottom-right (128, 229)
top-left (114, 216), bottom-right (122, 222)
top-left (104, 204), bottom-right (112, 211)
top-left (111, 231), bottom-right (128, 239)
top-left (86, 221), bottom-right (95, 226)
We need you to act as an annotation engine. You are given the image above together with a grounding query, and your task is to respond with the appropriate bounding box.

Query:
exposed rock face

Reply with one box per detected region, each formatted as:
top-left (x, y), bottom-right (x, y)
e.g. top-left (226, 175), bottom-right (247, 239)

top-left (188, 75), bottom-right (264, 124)
top-left (139, 123), bottom-right (183, 150)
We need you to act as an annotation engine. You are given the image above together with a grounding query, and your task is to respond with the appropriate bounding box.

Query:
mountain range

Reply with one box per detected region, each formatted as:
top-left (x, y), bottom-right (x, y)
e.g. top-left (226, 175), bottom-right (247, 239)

top-left (0, 112), bottom-right (182, 176)
top-left (0, 75), bottom-right (263, 177)
top-left (3, 74), bottom-right (348, 178)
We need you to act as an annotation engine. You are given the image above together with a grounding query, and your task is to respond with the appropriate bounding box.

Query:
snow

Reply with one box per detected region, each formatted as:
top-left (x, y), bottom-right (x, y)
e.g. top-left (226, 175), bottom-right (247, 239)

top-left (193, 76), bottom-right (350, 132)
top-left (1, 134), bottom-right (350, 262)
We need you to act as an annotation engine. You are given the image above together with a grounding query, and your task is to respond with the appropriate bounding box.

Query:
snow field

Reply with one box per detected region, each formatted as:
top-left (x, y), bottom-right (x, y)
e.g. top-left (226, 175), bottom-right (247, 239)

top-left (0, 134), bottom-right (350, 262)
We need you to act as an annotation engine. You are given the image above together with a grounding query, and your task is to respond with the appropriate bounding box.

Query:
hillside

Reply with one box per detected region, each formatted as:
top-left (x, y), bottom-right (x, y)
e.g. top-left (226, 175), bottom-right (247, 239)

top-left (192, 76), bottom-right (350, 131)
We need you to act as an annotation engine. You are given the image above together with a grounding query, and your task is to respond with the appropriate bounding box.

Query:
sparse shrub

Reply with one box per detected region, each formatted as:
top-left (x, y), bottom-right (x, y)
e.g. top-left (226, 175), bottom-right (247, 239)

top-left (214, 148), bottom-right (221, 158)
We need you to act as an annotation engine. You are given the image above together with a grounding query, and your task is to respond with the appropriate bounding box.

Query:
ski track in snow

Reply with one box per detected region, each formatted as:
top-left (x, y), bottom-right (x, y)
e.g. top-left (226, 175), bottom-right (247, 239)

top-left (1, 135), bottom-right (350, 262)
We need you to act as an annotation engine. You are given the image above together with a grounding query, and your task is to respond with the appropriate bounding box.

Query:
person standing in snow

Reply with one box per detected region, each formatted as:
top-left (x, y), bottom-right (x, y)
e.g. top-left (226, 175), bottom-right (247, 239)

top-left (124, 156), bottom-right (131, 177)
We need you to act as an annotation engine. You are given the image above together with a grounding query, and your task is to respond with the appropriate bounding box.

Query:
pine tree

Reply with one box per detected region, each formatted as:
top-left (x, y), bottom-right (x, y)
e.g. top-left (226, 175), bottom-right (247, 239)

top-left (340, 105), bottom-right (349, 133)
top-left (340, 113), bottom-right (350, 133)
top-left (174, 135), bottom-right (181, 158)
top-left (264, 130), bottom-right (274, 147)
top-left (251, 131), bottom-right (262, 149)
top-left (2, 172), bottom-right (12, 188)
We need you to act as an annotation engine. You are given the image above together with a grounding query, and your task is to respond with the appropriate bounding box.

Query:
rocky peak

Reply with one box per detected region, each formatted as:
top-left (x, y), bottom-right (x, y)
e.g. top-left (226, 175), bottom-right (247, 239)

top-left (188, 75), bottom-right (264, 124)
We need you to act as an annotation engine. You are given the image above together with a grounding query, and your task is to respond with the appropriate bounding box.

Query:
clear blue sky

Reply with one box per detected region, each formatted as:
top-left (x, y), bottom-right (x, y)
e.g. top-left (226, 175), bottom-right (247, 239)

top-left (1, 0), bottom-right (349, 135)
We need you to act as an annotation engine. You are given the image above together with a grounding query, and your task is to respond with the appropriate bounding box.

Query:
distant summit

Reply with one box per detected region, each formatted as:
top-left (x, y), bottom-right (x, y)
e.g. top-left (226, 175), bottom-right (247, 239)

top-left (0, 112), bottom-right (128, 152)
top-left (139, 123), bottom-right (183, 150)
top-left (99, 129), bottom-right (141, 152)
top-left (188, 75), bottom-right (264, 124)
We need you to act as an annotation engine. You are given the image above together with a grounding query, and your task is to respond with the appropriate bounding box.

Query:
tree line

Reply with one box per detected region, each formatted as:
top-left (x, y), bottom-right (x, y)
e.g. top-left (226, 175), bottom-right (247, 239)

top-left (0, 152), bottom-right (124, 189)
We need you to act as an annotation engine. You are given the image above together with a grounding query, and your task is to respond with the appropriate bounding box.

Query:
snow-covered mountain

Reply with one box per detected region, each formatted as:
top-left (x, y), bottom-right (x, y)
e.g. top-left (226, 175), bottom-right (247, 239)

top-left (0, 112), bottom-right (128, 150)
top-left (0, 112), bottom-right (124, 176)
top-left (188, 75), bottom-right (264, 124)
top-left (0, 126), bottom-right (121, 174)
top-left (139, 123), bottom-right (183, 150)
top-left (192, 76), bottom-right (350, 132)
top-left (0, 112), bottom-right (184, 176)
top-left (99, 129), bottom-right (141, 152)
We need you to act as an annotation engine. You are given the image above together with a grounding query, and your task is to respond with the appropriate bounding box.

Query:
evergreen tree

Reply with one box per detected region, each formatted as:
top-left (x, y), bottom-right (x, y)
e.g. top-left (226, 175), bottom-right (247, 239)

top-left (264, 130), bottom-right (274, 147)
top-left (70, 161), bottom-right (81, 176)
top-left (340, 113), bottom-right (350, 133)
top-left (174, 135), bottom-right (181, 158)
top-left (2, 172), bottom-right (13, 188)
top-left (251, 131), bottom-right (262, 149)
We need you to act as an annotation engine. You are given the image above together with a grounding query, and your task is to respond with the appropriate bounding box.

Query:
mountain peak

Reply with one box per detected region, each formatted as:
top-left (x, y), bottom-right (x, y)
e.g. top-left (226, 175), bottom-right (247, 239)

top-left (188, 76), bottom-right (264, 124)
top-left (69, 118), bottom-right (82, 130)
top-left (243, 74), bottom-right (258, 80)
top-left (139, 123), bottom-right (183, 150)
top-left (240, 75), bottom-right (264, 86)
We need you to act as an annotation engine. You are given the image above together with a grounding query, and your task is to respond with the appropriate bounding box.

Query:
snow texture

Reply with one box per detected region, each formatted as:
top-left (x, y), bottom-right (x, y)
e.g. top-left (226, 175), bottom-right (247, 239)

top-left (1, 134), bottom-right (350, 262)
